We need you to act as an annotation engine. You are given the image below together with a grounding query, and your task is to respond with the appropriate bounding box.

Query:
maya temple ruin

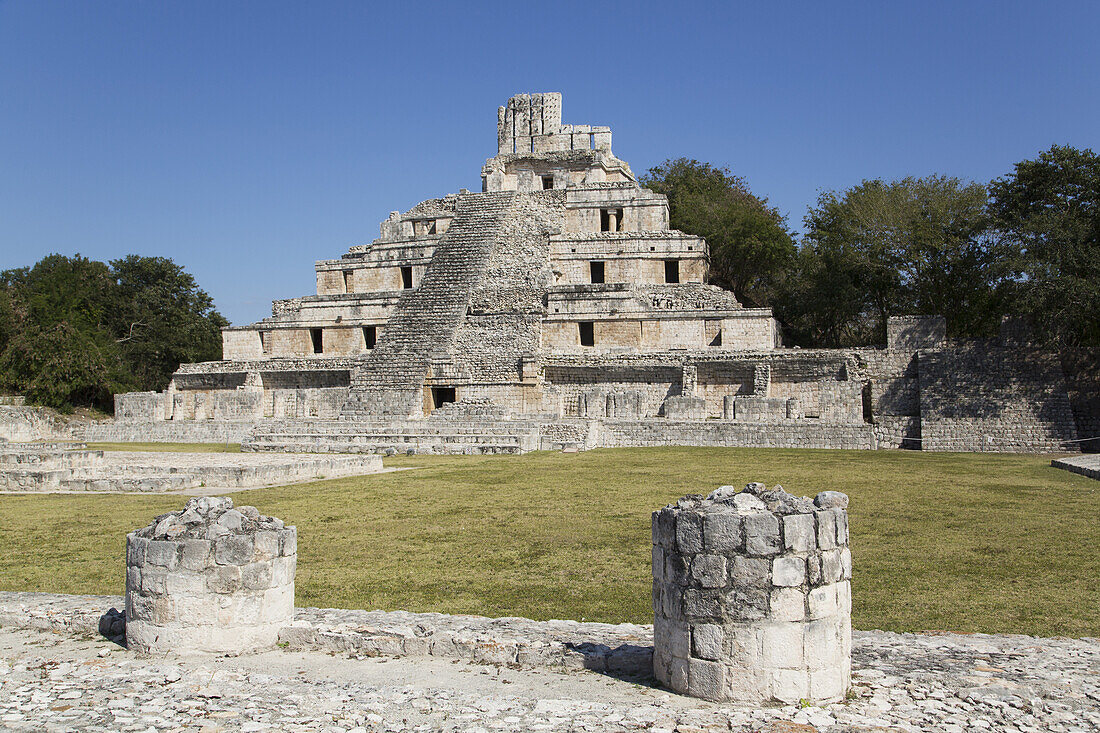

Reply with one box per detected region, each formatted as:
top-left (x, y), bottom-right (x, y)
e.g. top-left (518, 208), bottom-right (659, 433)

top-left (93, 93), bottom-right (1096, 455)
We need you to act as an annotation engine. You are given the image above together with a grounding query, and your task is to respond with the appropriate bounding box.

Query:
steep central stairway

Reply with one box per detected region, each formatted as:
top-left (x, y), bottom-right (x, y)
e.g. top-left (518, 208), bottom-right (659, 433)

top-left (340, 192), bottom-right (518, 418)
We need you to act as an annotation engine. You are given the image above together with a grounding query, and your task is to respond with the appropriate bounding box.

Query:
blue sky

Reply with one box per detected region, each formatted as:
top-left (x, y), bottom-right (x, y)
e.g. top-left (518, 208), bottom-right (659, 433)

top-left (1, 1), bottom-right (1097, 325)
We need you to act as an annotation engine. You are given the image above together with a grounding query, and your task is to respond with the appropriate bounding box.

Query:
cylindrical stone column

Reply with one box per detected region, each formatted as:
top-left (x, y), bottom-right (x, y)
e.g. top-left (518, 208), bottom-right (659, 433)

top-left (125, 496), bottom-right (296, 655)
top-left (652, 483), bottom-right (851, 703)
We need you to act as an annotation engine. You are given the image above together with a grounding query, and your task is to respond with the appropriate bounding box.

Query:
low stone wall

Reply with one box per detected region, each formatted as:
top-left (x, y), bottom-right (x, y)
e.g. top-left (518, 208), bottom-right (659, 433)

top-left (600, 420), bottom-right (877, 450)
top-left (77, 420), bottom-right (258, 444)
top-left (1052, 454), bottom-right (1100, 481)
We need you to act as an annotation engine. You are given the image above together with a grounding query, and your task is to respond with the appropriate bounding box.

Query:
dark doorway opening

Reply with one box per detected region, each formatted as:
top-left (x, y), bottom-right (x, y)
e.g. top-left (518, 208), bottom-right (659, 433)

top-left (363, 326), bottom-right (376, 349)
top-left (542, 175), bottom-right (554, 190)
top-left (590, 261), bottom-right (605, 284)
top-left (431, 387), bottom-right (456, 409)
top-left (401, 266), bottom-right (413, 289)
top-left (579, 321), bottom-right (595, 347)
top-left (664, 259), bottom-right (680, 283)
top-left (310, 328), bottom-right (323, 354)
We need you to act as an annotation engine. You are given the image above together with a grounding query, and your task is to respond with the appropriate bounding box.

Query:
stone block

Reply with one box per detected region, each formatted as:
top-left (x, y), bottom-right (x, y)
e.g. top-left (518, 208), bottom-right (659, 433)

top-left (744, 513), bottom-right (781, 556)
top-left (165, 570), bottom-right (206, 596)
top-left (214, 535), bottom-right (254, 566)
top-left (770, 587), bottom-right (806, 621)
top-left (808, 584), bottom-right (838, 620)
top-left (140, 567), bottom-right (166, 595)
top-left (772, 556), bottom-right (806, 587)
top-left (771, 669), bottom-right (809, 704)
top-left (179, 540), bottom-right (212, 571)
top-left (691, 554), bottom-right (726, 589)
top-left (675, 512), bottom-right (703, 554)
top-left (665, 554), bottom-right (690, 586)
top-left (815, 511), bottom-right (837, 550)
top-left (208, 565), bottom-right (241, 594)
top-left (729, 556), bottom-right (771, 590)
top-left (145, 541), bottom-right (179, 570)
top-left (724, 587), bottom-right (769, 620)
top-left (684, 589), bottom-right (721, 620)
top-left (253, 531), bottom-right (281, 561)
top-left (127, 535), bottom-right (148, 567)
top-left (241, 560), bottom-right (274, 591)
top-left (703, 512), bottom-right (742, 553)
top-left (688, 658), bottom-right (724, 701)
top-left (762, 623), bottom-right (804, 669)
top-left (652, 507), bottom-right (676, 549)
top-left (692, 623), bottom-right (723, 661)
top-left (782, 514), bottom-right (815, 553)
top-left (279, 528), bottom-right (297, 556)
top-left (652, 546), bottom-right (665, 582)
top-left (668, 624), bottom-right (690, 658)
top-left (821, 548), bottom-right (844, 584)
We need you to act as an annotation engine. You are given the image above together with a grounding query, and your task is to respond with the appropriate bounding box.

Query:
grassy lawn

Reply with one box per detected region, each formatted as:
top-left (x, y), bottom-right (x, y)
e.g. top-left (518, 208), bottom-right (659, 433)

top-left (86, 442), bottom-right (241, 453)
top-left (1, 446), bottom-right (1096, 637)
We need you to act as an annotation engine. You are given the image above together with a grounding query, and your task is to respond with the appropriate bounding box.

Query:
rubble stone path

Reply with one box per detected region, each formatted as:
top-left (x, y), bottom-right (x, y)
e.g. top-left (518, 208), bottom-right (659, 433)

top-left (0, 626), bottom-right (1097, 732)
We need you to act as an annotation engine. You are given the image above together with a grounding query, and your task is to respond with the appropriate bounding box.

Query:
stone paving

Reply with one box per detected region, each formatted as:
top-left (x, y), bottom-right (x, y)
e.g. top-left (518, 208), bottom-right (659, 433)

top-left (1052, 453), bottom-right (1100, 480)
top-left (0, 596), bottom-right (1097, 731)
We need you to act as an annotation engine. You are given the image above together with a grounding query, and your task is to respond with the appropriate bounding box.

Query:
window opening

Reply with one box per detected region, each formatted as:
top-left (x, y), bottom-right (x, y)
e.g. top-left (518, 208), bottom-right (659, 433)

top-left (600, 208), bottom-right (623, 232)
top-left (431, 387), bottom-right (456, 409)
top-left (342, 270), bottom-right (353, 293)
top-left (590, 261), bottom-right (605, 284)
top-left (579, 321), bottom-right (595, 347)
top-left (309, 328), bottom-right (323, 354)
top-left (401, 266), bottom-right (413, 289)
top-left (363, 326), bottom-right (376, 349)
top-left (541, 175), bottom-right (554, 190)
top-left (259, 331), bottom-right (269, 354)
top-left (426, 220), bottom-right (436, 235)
top-left (665, 259), bottom-right (681, 284)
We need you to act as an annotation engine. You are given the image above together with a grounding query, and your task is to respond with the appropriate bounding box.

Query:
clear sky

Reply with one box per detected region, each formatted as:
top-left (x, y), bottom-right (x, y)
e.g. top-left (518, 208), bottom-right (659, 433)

top-left (2, 1), bottom-right (1097, 325)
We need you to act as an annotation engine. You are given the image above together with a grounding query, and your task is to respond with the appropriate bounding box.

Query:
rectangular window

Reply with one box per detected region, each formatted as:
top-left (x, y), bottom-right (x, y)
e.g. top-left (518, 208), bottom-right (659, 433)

top-left (589, 261), bottom-right (605, 284)
top-left (665, 259), bottom-right (680, 284)
top-left (579, 321), bottom-right (595, 347)
top-left (342, 270), bottom-right (354, 293)
top-left (309, 328), bottom-right (323, 354)
top-left (259, 331), bottom-right (269, 354)
top-left (363, 325), bottom-right (376, 349)
top-left (600, 208), bottom-right (623, 232)
top-left (426, 220), bottom-right (436, 235)
top-left (401, 266), bottom-right (413, 289)
top-left (431, 387), bottom-right (456, 409)
top-left (541, 175), bottom-right (554, 190)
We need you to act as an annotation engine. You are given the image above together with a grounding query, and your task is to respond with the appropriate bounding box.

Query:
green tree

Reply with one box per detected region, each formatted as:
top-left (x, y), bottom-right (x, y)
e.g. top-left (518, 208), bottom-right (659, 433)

top-left (988, 144), bottom-right (1100, 346)
top-left (0, 253), bottom-right (226, 410)
top-left (110, 255), bottom-right (227, 391)
top-left (642, 158), bottom-right (795, 307)
top-left (782, 175), bottom-right (1002, 346)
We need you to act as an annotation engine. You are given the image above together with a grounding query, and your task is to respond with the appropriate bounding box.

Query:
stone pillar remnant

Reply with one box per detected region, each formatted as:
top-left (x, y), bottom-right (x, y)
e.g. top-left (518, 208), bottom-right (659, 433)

top-left (652, 483), bottom-right (851, 703)
top-left (125, 496), bottom-right (296, 655)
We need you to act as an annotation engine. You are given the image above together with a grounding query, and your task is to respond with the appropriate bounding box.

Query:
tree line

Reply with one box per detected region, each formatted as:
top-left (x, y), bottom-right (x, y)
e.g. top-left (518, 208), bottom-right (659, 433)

top-left (643, 144), bottom-right (1100, 348)
top-left (0, 255), bottom-right (226, 411)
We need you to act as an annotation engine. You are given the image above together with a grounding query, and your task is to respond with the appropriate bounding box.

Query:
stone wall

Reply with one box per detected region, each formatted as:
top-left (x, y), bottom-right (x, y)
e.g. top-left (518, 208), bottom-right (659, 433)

top-left (601, 420), bottom-right (877, 450)
top-left (919, 345), bottom-right (1079, 452)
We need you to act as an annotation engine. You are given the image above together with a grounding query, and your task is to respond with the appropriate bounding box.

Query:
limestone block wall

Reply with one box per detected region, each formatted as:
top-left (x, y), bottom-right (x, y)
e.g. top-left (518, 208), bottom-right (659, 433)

top-left (652, 484), bottom-right (851, 703)
top-left (886, 316), bottom-right (946, 350)
top-left (125, 496), bottom-right (296, 655)
top-left (544, 364), bottom-right (681, 418)
top-left (919, 345), bottom-right (1079, 452)
top-left (115, 392), bottom-right (166, 421)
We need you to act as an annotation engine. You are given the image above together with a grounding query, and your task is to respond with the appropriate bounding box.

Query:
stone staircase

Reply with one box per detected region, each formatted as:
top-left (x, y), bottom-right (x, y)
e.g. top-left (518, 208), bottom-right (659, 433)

top-left (341, 192), bottom-right (518, 419)
top-left (242, 419), bottom-right (542, 455)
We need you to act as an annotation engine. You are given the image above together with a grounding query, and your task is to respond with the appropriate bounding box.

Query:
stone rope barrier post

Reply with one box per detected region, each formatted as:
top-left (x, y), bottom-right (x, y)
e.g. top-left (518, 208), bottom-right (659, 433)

top-left (652, 483), bottom-right (851, 703)
top-left (125, 496), bottom-right (296, 655)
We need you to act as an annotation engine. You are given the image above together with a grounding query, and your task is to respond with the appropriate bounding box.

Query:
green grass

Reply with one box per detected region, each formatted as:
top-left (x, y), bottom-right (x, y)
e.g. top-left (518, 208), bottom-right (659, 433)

top-left (1, 447), bottom-right (1096, 637)
top-left (86, 442), bottom-right (241, 453)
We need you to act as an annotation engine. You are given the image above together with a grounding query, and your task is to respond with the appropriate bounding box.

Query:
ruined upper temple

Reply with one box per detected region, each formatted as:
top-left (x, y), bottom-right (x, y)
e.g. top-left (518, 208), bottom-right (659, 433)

top-left (102, 94), bottom-right (1090, 455)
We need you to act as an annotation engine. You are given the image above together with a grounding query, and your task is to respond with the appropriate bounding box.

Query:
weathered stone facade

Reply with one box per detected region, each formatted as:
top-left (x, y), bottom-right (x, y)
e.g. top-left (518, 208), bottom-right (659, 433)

top-left (98, 93), bottom-right (1094, 454)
